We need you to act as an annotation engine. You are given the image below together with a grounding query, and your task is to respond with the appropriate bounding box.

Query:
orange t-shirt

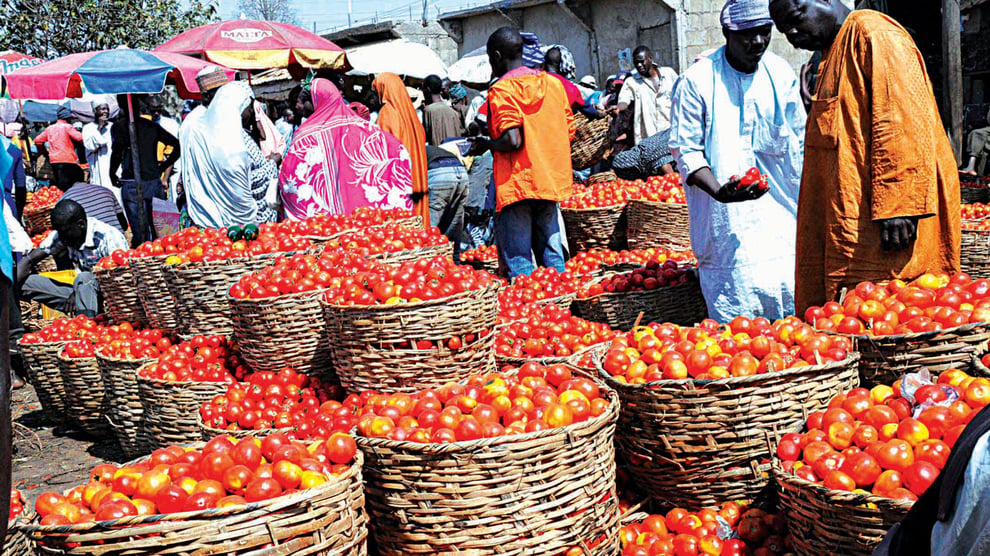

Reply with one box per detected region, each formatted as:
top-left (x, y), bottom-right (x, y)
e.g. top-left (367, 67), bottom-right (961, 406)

top-left (488, 68), bottom-right (575, 210)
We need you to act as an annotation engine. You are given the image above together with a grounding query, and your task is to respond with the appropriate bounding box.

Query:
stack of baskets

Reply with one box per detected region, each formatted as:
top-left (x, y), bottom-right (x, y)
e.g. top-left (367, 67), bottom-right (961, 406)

top-left (136, 366), bottom-right (230, 449)
top-left (596, 352), bottom-right (860, 509)
top-left (357, 378), bottom-right (620, 555)
top-left (961, 222), bottom-right (990, 279)
top-left (56, 350), bottom-right (110, 437)
top-left (95, 264), bottom-right (147, 325)
top-left (4, 509), bottom-right (34, 556)
top-left (95, 348), bottom-right (156, 458)
top-left (17, 338), bottom-right (68, 424)
top-left (324, 283), bottom-right (499, 393)
top-left (26, 449), bottom-right (369, 556)
top-left (130, 255), bottom-right (181, 334)
top-left (575, 275), bottom-right (708, 330)
top-left (626, 198), bottom-right (691, 250)
top-left (561, 203), bottom-right (628, 253)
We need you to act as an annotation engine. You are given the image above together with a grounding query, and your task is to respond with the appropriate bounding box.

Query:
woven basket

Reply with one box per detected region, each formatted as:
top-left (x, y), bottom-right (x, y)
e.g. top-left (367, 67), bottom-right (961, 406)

top-left (130, 255), bottom-right (181, 333)
top-left (535, 292), bottom-right (578, 310)
top-left (18, 339), bottom-right (68, 424)
top-left (839, 322), bottom-right (990, 388)
top-left (94, 265), bottom-right (147, 325)
top-left (5, 509), bottom-right (35, 556)
top-left (137, 369), bottom-right (229, 449)
top-left (961, 227), bottom-right (990, 279)
top-left (95, 349), bottom-right (155, 459)
top-left (357, 386), bottom-right (621, 556)
top-left (626, 199), bottom-right (691, 250)
top-left (57, 353), bottom-right (111, 437)
top-left (587, 171), bottom-right (617, 186)
top-left (575, 279), bottom-right (708, 330)
top-left (775, 464), bottom-right (912, 556)
top-left (370, 241), bottom-right (454, 264)
top-left (35, 257), bottom-right (57, 273)
top-left (383, 215), bottom-right (423, 229)
top-left (230, 289), bottom-right (333, 377)
top-left (597, 353), bottom-right (861, 509)
top-left (464, 258), bottom-right (499, 275)
top-left (26, 450), bottom-right (368, 556)
top-left (561, 204), bottom-right (628, 252)
top-left (24, 205), bottom-right (53, 235)
top-left (324, 284), bottom-right (499, 393)
top-left (198, 414), bottom-right (294, 442)
top-left (165, 254), bottom-right (285, 337)
top-left (961, 187), bottom-right (990, 204)
top-left (571, 112), bottom-right (613, 170)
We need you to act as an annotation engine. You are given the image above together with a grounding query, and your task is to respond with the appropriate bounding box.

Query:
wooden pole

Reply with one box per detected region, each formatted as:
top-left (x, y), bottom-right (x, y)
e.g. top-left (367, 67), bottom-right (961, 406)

top-left (126, 94), bottom-right (147, 243)
top-left (943, 0), bottom-right (963, 163)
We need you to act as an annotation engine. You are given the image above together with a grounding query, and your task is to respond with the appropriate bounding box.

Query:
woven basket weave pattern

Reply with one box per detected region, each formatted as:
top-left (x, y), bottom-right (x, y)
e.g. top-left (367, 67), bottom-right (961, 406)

top-left (626, 199), bottom-right (691, 250)
top-left (24, 207), bottom-right (53, 236)
top-left (961, 227), bottom-right (990, 279)
top-left (571, 113), bottom-right (613, 170)
top-left (57, 354), bottom-right (111, 437)
top-left (562, 204), bottom-right (628, 253)
top-left (5, 510), bottom-right (35, 556)
top-left (369, 241), bottom-right (453, 264)
top-left (575, 280), bottom-right (708, 330)
top-left (96, 351), bottom-right (155, 459)
top-left (95, 265), bottom-right (147, 325)
top-left (130, 255), bottom-right (181, 333)
top-left (961, 187), bottom-right (990, 203)
top-left (19, 340), bottom-right (68, 424)
top-left (137, 370), bottom-right (229, 449)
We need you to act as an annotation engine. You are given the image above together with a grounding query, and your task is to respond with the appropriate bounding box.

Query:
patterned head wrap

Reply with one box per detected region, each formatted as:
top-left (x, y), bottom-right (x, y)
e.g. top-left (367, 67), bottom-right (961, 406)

top-left (720, 0), bottom-right (773, 31)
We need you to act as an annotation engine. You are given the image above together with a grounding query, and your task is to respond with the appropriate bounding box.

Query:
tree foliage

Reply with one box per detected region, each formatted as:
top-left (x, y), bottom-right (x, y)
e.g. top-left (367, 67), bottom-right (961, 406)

top-left (0, 0), bottom-right (220, 59)
top-left (236, 0), bottom-right (298, 25)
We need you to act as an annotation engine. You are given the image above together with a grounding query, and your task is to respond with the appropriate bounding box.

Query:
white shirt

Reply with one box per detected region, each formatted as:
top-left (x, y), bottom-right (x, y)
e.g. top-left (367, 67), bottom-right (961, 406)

top-left (617, 66), bottom-right (679, 144)
top-left (82, 121), bottom-right (113, 188)
top-left (39, 217), bottom-right (129, 272)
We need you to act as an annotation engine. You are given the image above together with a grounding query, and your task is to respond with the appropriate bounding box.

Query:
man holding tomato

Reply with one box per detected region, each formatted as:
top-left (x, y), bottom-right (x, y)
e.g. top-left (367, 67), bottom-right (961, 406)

top-left (669, 0), bottom-right (806, 322)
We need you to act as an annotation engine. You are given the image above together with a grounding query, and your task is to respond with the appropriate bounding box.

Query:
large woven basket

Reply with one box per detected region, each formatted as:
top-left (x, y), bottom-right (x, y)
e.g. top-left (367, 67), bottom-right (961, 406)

top-left (94, 265), bottom-right (147, 325)
top-left (24, 205), bottom-right (53, 236)
top-left (961, 186), bottom-right (990, 204)
top-left (26, 449), bottom-right (368, 556)
top-left (324, 284), bottom-right (500, 393)
top-left (626, 199), bottom-right (691, 250)
top-left (165, 254), bottom-right (285, 337)
top-left (370, 241), bottom-right (453, 264)
top-left (774, 463), bottom-right (912, 556)
top-left (597, 353), bottom-right (861, 509)
top-left (464, 258), bottom-right (499, 276)
top-left (574, 279), bottom-right (708, 330)
top-left (561, 204), bottom-right (628, 252)
top-left (5, 509), bottom-right (35, 556)
top-left (587, 171), bottom-right (617, 186)
top-left (230, 289), bottom-right (333, 377)
top-left (535, 292), bottom-right (578, 311)
top-left (137, 369), bottom-right (229, 449)
top-left (18, 339), bottom-right (68, 424)
top-left (95, 349), bottom-right (156, 459)
top-left (961, 227), bottom-right (990, 279)
top-left (130, 255), bottom-right (181, 333)
top-left (839, 322), bottom-right (990, 388)
top-left (357, 386), bottom-right (620, 555)
top-left (57, 353), bottom-right (110, 437)
top-left (571, 112), bottom-right (613, 170)
top-left (198, 414), bottom-right (293, 442)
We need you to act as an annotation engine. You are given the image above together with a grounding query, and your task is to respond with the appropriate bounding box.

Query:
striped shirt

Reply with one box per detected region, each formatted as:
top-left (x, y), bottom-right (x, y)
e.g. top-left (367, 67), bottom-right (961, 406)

top-left (61, 182), bottom-right (126, 233)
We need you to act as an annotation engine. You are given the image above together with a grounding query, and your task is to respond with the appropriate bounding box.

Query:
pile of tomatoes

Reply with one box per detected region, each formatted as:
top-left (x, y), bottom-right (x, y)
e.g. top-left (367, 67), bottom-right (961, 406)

top-left (32, 432), bottom-right (358, 525)
top-left (461, 244), bottom-right (498, 263)
top-left (31, 232), bottom-right (53, 248)
top-left (499, 267), bottom-right (583, 306)
top-left (495, 304), bottom-right (615, 360)
top-left (230, 250), bottom-right (368, 300)
top-left (777, 368), bottom-right (990, 500)
top-left (323, 225), bottom-right (448, 258)
top-left (96, 328), bottom-right (173, 360)
top-left (357, 363), bottom-right (609, 442)
top-left (199, 368), bottom-right (346, 435)
top-left (562, 175), bottom-right (687, 210)
top-left (565, 247), bottom-right (695, 276)
top-left (579, 260), bottom-right (695, 297)
top-left (619, 503), bottom-right (791, 556)
top-left (602, 316), bottom-right (852, 383)
top-left (627, 173), bottom-right (687, 204)
top-left (61, 341), bottom-right (96, 359)
top-left (95, 248), bottom-right (135, 270)
top-left (137, 335), bottom-right (247, 383)
top-left (349, 207), bottom-right (417, 228)
top-left (24, 186), bottom-right (63, 214)
top-left (804, 273), bottom-right (990, 337)
top-left (9, 488), bottom-right (25, 522)
top-left (322, 256), bottom-right (496, 306)
top-left (20, 315), bottom-right (107, 345)
top-left (162, 226), bottom-right (313, 265)
top-left (961, 203), bottom-right (990, 221)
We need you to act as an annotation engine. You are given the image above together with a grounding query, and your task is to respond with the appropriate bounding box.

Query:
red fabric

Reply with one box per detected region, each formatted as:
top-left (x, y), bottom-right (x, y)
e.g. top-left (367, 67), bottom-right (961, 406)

top-left (34, 121), bottom-right (82, 164)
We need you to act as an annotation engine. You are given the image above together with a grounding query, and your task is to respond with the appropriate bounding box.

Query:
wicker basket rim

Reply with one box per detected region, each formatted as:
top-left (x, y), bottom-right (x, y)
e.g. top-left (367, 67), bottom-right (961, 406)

top-left (596, 351), bottom-right (862, 390)
top-left (196, 413), bottom-right (295, 437)
top-left (55, 352), bottom-right (97, 363)
top-left (575, 274), bottom-right (701, 302)
top-left (495, 338), bottom-right (612, 366)
top-left (626, 197), bottom-right (687, 207)
top-left (772, 461), bottom-right (914, 511)
top-left (323, 281), bottom-right (500, 312)
top-left (93, 347), bottom-right (157, 364)
top-left (16, 338), bottom-right (68, 347)
top-left (355, 387), bottom-right (618, 453)
top-left (560, 203), bottom-right (626, 213)
top-left (226, 287), bottom-right (328, 304)
top-left (22, 450), bottom-right (363, 533)
top-left (823, 321), bottom-right (989, 343)
top-left (364, 241), bottom-right (453, 257)
top-left (168, 250), bottom-right (296, 270)
top-left (7, 508), bottom-right (36, 530)
top-left (134, 363), bottom-right (230, 387)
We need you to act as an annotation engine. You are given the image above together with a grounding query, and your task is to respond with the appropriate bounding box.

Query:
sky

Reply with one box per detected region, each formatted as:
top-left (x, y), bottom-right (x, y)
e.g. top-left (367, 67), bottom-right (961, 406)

top-left (217, 0), bottom-right (490, 34)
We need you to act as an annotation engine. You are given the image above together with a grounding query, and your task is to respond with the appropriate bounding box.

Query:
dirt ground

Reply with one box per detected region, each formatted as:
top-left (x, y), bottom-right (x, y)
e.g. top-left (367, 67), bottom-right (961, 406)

top-left (11, 385), bottom-right (125, 506)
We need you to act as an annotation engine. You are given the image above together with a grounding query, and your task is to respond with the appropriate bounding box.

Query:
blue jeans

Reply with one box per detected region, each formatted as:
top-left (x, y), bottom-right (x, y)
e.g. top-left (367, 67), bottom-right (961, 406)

top-left (495, 199), bottom-right (566, 279)
top-left (428, 165), bottom-right (469, 259)
top-left (121, 178), bottom-right (165, 246)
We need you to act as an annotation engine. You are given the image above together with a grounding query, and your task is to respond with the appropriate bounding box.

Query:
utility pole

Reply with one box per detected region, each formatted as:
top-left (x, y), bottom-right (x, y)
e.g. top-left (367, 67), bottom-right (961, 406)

top-left (942, 0), bottom-right (963, 163)
top-left (348, 0), bottom-right (352, 27)
top-left (422, 0), bottom-right (428, 25)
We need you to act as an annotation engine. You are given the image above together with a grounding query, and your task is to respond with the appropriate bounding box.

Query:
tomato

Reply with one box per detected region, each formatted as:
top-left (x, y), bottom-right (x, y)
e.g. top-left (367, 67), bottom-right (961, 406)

top-left (325, 433), bottom-right (357, 464)
top-left (245, 478), bottom-right (283, 502)
top-left (903, 460), bottom-right (940, 496)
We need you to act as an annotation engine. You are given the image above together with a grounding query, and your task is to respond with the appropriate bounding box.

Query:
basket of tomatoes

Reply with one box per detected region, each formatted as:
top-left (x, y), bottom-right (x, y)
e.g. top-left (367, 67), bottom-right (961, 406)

top-left (323, 224), bottom-right (453, 264)
top-left (575, 260), bottom-right (708, 330)
top-left (323, 256), bottom-right (500, 393)
top-left (961, 217), bottom-right (990, 279)
top-left (494, 304), bottom-right (615, 366)
top-left (805, 274), bottom-right (990, 388)
top-left (500, 267), bottom-right (583, 311)
top-left (560, 180), bottom-right (630, 252)
top-left (228, 251), bottom-right (358, 376)
top-left (22, 186), bottom-right (62, 235)
top-left (596, 317), bottom-right (860, 510)
top-left (136, 335), bottom-right (248, 449)
top-left (163, 226), bottom-right (315, 337)
top-left (17, 316), bottom-right (104, 424)
top-left (772, 367), bottom-right (990, 555)
top-left (95, 328), bottom-right (172, 458)
top-left (94, 250), bottom-right (147, 326)
top-left (625, 174), bottom-right (690, 250)
top-left (57, 341), bottom-right (111, 437)
top-left (25, 434), bottom-right (368, 556)
top-left (355, 364), bottom-right (620, 555)
top-left (460, 244), bottom-right (499, 275)
top-left (6, 490), bottom-right (33, 556)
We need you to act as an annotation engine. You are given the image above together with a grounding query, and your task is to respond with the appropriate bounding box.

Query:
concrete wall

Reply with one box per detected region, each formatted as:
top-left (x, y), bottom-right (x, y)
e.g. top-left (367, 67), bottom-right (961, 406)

top-left (395, 21), bottom-right (460, 66)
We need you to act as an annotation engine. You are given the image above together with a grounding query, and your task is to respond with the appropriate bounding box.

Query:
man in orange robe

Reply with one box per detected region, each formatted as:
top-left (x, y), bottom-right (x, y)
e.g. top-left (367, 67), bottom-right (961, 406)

top-left (770, 0), bottom-right (960, 313)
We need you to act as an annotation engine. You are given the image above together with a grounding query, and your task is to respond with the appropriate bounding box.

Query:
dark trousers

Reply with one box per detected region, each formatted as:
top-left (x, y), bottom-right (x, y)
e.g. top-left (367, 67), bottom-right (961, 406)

top-left (121, 179), bottom-right (165, 246)
top-left (51, 162), bottom-right (79, 191)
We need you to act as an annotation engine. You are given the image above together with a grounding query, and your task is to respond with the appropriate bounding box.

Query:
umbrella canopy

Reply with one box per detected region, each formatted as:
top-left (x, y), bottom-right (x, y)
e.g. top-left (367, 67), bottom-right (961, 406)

top-left (447, 46), bottom-right (490, 86)
top-left (0, 50), bottom-right (42, 76)
top-left (346, 40), bottom-right (447, 80)
top-left (4, 48), bottom-right (231, 100)
top-left (156, 19), bottom-right (349, 71)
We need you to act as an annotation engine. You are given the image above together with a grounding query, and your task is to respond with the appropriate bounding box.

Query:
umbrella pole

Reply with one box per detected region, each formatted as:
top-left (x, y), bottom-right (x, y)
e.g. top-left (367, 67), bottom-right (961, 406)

top-left (126, 94), bottom-right (147, 244)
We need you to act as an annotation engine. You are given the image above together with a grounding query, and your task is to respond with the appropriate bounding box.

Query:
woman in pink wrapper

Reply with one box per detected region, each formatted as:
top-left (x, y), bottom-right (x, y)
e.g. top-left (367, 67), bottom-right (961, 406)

top-left (278, 78), bottom-right (413, 219)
